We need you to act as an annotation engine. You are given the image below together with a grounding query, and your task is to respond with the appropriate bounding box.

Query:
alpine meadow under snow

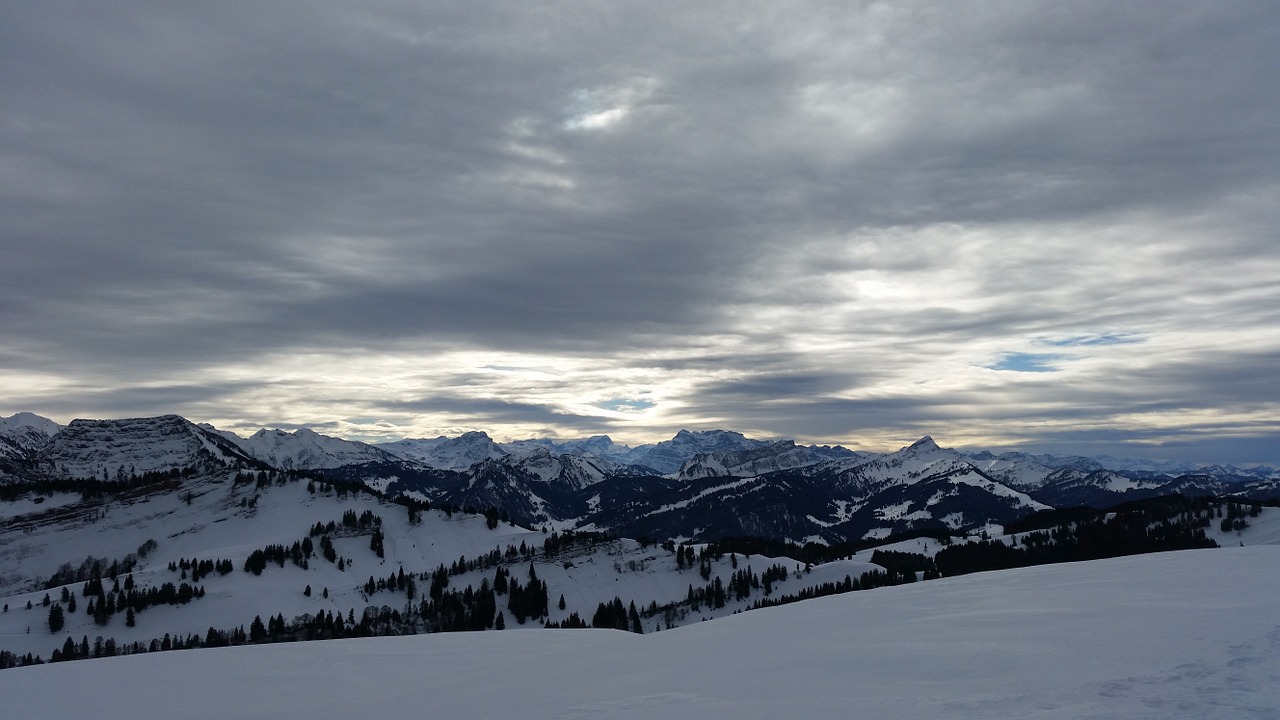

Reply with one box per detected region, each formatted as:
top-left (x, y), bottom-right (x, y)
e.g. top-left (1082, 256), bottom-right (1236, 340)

top-left (3, 548), bottom-right (1279, 719)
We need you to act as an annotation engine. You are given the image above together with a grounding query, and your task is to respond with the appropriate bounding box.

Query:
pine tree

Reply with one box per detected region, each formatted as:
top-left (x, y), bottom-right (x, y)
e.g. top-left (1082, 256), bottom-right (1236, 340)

top-left (249, 615), bottom-right (267, 643)
top-left (629, 601), bottom-right (642, 634)
top-left (47, 603), bottom-right (64, 633)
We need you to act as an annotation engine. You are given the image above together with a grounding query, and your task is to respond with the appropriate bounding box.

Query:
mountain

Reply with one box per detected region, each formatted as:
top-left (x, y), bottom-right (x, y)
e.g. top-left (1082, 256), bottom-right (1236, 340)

top-left (2, 409), bottom-right (1278, 702)
top-left (0, 461), bottom-right (885, 659)
top-left (225, 428), bottom-right (397, 470)
top-left (378, 431), bottom-right (507, 470)
top-left (0, 413), bottom-right (61, 462)
top-left (33, 415), bottom-right (258, 479)
top-left (368, 449), bottom-right (642, 527)
top-left (622, 429), bottom-right (768, 474)
top-left (675, 439), bottom-right (861, 480)
top-left (499, 434), bottom-right (633, 462)
top-left (580, 436), bottom-right (1049, 543)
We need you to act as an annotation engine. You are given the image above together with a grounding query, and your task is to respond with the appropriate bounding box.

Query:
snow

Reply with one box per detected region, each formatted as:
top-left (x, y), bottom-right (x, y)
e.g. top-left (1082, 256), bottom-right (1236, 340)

top-left (0, 474), bottom-right (873, 657)
top-left (946, 467), bottom-right (1052, 510)
top-left (0, 492), bottom-right (80, 522)
top-left (4, 546), bottom-right (1278, 719)
top-left (378, 431), bottom-right (507, 470)
top-left (227, 428), bottom-right (395, 470)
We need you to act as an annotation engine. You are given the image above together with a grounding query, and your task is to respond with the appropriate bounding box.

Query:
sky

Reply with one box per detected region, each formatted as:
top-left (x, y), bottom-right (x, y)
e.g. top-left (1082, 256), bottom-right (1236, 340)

top-left (2, 2), bottom-right (1278, 464)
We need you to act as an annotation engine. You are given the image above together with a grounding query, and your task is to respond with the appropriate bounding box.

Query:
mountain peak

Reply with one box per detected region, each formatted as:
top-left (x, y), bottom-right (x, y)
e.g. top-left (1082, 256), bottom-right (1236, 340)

top-left (906, 436), bottom-right (940, 452)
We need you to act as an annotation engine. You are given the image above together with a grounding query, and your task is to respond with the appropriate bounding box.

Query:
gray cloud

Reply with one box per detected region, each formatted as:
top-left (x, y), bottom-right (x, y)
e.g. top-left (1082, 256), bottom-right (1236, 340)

top-left (2, 2), bottom-right (1278, 464)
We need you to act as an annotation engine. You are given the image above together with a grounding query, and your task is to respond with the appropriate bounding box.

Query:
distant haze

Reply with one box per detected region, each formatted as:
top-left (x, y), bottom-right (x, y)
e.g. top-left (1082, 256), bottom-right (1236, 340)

top-left (2, 3), bottom-right (1277, 465)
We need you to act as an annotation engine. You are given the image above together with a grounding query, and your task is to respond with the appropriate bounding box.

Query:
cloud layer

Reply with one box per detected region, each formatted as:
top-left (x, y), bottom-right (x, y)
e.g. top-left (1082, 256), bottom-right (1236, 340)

top-left (3, 2), bottom-right (1278, 464)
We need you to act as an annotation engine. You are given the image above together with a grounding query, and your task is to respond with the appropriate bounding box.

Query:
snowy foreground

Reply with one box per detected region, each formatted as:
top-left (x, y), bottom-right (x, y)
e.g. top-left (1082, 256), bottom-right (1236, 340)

top-left (4, 546), bottom-right (1278, 719)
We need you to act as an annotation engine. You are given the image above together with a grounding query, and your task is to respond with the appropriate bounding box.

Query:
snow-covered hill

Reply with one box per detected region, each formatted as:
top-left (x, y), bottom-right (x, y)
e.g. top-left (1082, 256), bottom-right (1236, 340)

top-left (4, 546), bottom-right (1277, 720)
top-left (0, 468), bottom-right (876, 661)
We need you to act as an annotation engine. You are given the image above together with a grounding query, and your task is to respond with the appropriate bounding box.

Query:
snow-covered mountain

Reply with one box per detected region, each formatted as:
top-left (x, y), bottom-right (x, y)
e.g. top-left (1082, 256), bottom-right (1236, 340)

top-left (378, 431), bottom-right (507, 470)
top-left (2, 405), bottom-right (1278, 708)
top-left (582, 436), bottom-right (1051, 543)
top-left (500, 434), bottom-right (636, 464)
top-left (0, 413), bottom-right (61, 461)
top-left (675, 439), bottom-right (860, 480)
top-left (34, 415), bottom-right (257, 479)
top-left (3, 410), bottom-right (1278, 547)
top-left (225, 427), bottom-right (397, 471)
top-left (621, 429), bottom-right (769, 474)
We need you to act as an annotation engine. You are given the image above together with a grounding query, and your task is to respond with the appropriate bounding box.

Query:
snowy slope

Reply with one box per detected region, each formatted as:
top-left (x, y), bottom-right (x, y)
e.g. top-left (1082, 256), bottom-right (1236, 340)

top-left (3, 546), bottom-right (1278, 720)
top-left (0, 472), bottom-right (873, 660)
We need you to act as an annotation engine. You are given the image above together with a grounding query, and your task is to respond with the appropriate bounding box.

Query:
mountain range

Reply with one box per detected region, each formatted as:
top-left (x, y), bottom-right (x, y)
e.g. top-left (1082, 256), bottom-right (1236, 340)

top-left (2, 410), bottom-right (1278, 696)
top-left (2, 412), bottom-right (1277, 547)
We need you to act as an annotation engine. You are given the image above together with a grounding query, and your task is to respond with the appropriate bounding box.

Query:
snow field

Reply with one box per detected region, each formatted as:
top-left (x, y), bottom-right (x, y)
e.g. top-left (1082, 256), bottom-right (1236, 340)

top-left (3, 546), bottom-right (1277, 720)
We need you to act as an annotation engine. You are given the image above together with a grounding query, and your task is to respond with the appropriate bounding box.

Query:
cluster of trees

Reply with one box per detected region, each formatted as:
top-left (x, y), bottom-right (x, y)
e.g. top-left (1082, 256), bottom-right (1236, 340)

top-left (341, 508), bottom-right (383, 531)
top-left (937, 495), bottom-right (1240, 577)
top-left (542, 529), bottom-right (615, 558)
top-left (0, 649), bottom-right (41, 669)
top-left (591, 597), bottom-right (642, 633)
top-left (244, 542), bottom-right (313, 575)
top-left (44, 570), bottom-right (206, 633)
top-left (502, 566), bottom-right (549, 625)
top-left (869, 550), bottom-right (938, 579)
top-left (45, 540), bottom-right (156, 589)
top-left (482, 506), bottom-right (509, 529)
top-left (244, 510), bottom-right (387, 575)
top-left (234, 470), bottom-right (292, 489)
top-left (438, 540), bottom-right (539, 579)
top-left (170, 557), bottom-right (234, 582)
top-left (363, 566), bottom-right (416, 600)
top-left (545, 612), bottom-right (589, 629)
top-left (1, 468), bottom-right (196, 503)
top-left (747, 567), bottom-right (918, 612)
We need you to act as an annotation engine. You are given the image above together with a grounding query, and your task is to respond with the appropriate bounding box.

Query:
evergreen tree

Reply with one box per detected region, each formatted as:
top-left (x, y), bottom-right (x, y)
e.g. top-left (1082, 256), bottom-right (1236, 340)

top-left (249, 615), bottom-right (267, 643)
top-left (47, 603), bottom-right (64, 633)
top-left (629, 601), bottom-right (642, 634)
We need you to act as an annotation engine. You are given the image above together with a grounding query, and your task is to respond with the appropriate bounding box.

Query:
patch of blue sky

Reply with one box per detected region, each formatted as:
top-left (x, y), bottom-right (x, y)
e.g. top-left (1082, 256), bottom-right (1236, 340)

top-left (989, 353), bottom-right (1067, 373)
top-left (597, 398), bottom-right (655, 413)
top-left (1038, 333), bottom-right (1144, 348)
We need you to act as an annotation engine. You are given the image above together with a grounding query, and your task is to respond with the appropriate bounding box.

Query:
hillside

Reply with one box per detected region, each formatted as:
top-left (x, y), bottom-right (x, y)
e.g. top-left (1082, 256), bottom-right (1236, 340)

top-left (3, 546), bottom-right (1277, 719)
top-left (0, 469), bottom-right (879, 662)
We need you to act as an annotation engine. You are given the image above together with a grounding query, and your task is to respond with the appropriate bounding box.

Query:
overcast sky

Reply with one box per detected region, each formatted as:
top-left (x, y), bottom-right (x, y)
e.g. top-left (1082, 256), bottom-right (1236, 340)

top-left (3, 2), bottom-right (1278, 464)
